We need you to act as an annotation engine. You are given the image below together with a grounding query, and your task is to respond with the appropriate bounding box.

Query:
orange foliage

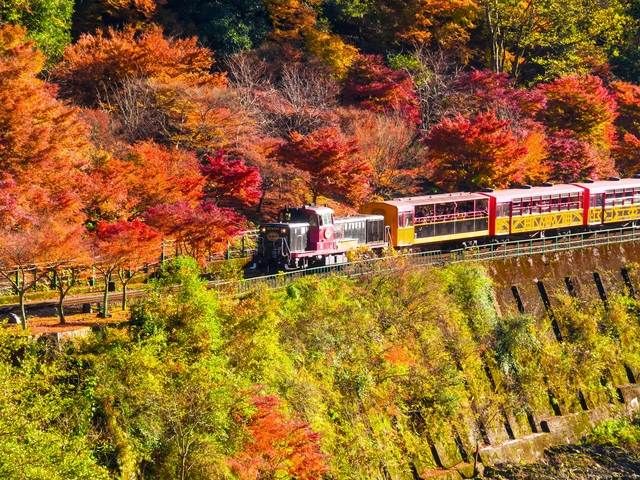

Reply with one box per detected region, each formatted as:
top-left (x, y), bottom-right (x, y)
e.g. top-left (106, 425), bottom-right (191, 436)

top-left (383, 344), bottom-right (416, 367)
top-left (91, 219), bottom-right (161, 272)
top-left (0, 25), bottom-right (90, 194)
top-left (537, 75), bottom-right (618, 152)
top-left (0, 25), bottom-right (90, 268)
top-left (153, 81), bottom-right (249, 152)
top-left (145, 201), bottom-right (244, 261)
top-left (102, 0), bottom-right (160, 16)
top-left (614, 132), bottom-right (640, 176)
top-left (230, 394), bottom-right (327, 480)
top-left (85, 142), bottom-right (204, 221)
top-left (425, 111), bottom-right (546, 191)
top-left (277, 127), bottom-right (372, 205)
top-left (263, 0), bottom-right (317, 42)
top-left (54, 25), bottom-right (226, 106)
top-left (263, 0), bottom-right (359, 77)
top-left (612, 81), bottom-right (640, 137)
top-left (344, 109), bottom-right (424, 198)
top-left (374, 0), bottom-right (478, 55)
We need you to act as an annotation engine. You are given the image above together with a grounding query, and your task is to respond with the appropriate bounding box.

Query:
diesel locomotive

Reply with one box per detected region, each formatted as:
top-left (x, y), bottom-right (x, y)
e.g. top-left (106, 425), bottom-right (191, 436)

top-left (251, 177), bottom-right (640, 272)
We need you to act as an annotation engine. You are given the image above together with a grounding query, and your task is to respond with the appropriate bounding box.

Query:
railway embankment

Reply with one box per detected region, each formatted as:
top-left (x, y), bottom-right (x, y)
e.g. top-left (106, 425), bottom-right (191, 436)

top-left (432, 241), bottom-right (640, 478)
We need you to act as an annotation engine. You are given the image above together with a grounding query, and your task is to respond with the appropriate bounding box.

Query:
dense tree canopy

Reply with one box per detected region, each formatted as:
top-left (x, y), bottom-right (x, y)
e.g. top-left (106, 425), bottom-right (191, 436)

top-left (1, 0), bottom-right (74, 60)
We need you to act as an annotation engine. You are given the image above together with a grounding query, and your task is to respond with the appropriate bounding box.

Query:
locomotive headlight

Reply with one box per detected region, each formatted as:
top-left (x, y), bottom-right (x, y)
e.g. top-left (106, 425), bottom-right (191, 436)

top-left (281, 228), bottom-right (287, 233)
top-left (260, 227), bottom-right (266, 232)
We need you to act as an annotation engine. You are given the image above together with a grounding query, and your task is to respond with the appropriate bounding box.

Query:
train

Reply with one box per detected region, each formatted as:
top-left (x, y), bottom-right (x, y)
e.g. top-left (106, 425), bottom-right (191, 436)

top-left (250, 177), bottom-right (640, 273)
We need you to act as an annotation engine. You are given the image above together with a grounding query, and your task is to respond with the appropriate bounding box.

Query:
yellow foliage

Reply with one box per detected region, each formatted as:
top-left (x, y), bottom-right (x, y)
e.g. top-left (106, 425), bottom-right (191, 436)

top-left (304, 28), bottom-right (359, 79)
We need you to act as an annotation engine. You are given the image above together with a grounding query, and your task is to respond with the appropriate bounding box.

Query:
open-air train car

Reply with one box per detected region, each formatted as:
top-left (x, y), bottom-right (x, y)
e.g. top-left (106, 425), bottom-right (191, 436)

top-left (360, 192), bottom-right (490, 247)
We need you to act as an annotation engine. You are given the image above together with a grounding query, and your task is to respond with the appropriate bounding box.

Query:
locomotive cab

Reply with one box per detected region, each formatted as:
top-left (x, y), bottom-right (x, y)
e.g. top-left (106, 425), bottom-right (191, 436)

top-left (279, 206), bottom-right (337, 251)
top-left (252, 206), bottom-right (338, 272)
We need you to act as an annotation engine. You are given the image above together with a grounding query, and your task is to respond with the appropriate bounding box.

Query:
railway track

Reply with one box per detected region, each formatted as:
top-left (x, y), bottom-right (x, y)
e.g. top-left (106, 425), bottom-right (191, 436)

top-left (4, 224), bottom-right (640, 315)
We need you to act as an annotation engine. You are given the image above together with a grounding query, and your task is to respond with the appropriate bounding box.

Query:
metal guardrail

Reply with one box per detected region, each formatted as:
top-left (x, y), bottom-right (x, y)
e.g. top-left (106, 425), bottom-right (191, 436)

top-left (213, 224), bottom-right (640, 295)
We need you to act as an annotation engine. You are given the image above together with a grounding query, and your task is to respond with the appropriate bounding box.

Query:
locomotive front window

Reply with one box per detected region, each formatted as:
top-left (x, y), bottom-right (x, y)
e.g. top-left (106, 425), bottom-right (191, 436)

top-left (318, 213), bottom-right (333, 226)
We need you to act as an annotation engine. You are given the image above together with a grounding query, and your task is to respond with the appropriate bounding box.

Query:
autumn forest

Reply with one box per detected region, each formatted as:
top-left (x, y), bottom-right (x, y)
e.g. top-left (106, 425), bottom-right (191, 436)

top-left (1, 0), bottom-right (640, 300)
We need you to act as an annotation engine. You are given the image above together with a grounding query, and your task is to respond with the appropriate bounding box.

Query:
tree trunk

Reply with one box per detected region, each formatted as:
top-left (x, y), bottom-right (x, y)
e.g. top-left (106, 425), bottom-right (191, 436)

top-left (18, 290), bottom-right (27, 330)
top-left (100, 274), bottom-right (110, 318)
top-left (57, 294), bottom-right (66, 325)
top-left (121, 282), bottom-right (128, 311)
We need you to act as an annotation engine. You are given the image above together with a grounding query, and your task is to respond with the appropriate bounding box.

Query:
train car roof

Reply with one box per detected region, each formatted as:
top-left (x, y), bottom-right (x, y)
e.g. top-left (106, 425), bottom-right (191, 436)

top-left (376, 192), bottom-right (488, 209)
top-left (335, 214), bottom-right (384, 222)
top-left (572, 178), bottom-right (640, 193)
top-left (482, 184), bottom-right (584, 202)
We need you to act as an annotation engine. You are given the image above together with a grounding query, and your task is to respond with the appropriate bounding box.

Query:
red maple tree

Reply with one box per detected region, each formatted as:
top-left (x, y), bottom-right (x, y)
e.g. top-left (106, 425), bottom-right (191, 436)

top-left (424, 111), bottom-right (538, 191)
top-left (145, 201), bottom-right (244, 263)
top-left (229, 394), bottom-right (327, 480)
top-left (544, 130), bottom-right (616, 182)
top-left (85, 142), bottom-right (204, 222)
top-left (201, 151), bottom-right (262, 209)
top-left (91, 219), bottom-right (161, 316)
top-left (536, 75), bottom-right (618, 151)
top-left (342, 54), bottom-right (421, 125)
top-left (611, 81), bottom-right (640, 175)
top-left (277, 127), bottom-right (372, 205)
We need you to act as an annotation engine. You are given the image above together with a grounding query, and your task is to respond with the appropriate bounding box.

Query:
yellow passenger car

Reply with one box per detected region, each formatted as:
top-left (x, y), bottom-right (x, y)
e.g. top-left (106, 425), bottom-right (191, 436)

top-left (361, 193), bottom-right (490, 248)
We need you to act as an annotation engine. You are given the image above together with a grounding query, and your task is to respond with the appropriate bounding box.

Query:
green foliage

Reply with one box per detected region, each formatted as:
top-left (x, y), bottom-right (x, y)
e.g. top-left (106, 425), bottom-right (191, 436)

top-left (588, 417), bottom-right (640, 447)
top-left (163, 0), bottom-right (271, 54)
top-left (2, 259), bottom-right (640, 478)
top-left (478, 0), bottom-right (632, 82)
top-left (1, 0), bottom-right (74, 61)
top-left (0, 330), bottom-right (108, 479)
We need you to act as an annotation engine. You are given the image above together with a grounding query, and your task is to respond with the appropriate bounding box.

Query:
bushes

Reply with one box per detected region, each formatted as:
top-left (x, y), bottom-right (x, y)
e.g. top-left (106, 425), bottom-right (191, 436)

top-left (588, 417), bottom-right (640, 447)
top-left (1, 259), bottom-right (640, 478)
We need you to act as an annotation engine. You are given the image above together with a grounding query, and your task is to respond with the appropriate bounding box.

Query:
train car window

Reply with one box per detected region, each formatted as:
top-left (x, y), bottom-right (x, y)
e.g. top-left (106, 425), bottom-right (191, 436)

top-left (475, 199), bottom-right (488, 214)
top-left (590, 194), bottom-right (603, 207)
top-left (541, 195), bottom-right (550, 213)
top-left (415, 204), bottom-right (435, 219)
top-left (558, 194), bottom-right (565, 211)
top-left (281, 208), bottom-right (310, 223)
top-left (399, 211), bottom-right (414, 227)
top-left (496, 202), bottom-right (509, 217)
top-left (625, 188), bottom-right (634, 204)
top-left (572, 193), bottom-right (580, 209)
top-left (318, 213), bottom-right (333, 226)
top-left (309, 215), bottom-right (318, 226)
